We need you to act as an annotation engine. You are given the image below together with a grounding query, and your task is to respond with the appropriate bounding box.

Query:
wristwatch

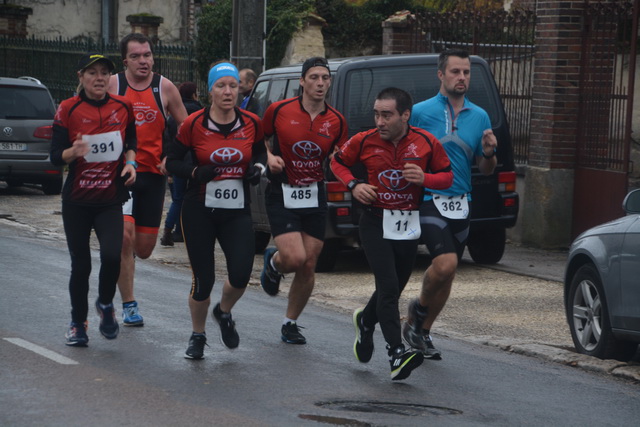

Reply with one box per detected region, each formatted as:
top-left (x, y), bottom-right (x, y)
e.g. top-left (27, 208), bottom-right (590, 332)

top-left (347, 179), bottom-right (359, 191)
top-left (126, 160), bottom-right (138, 169)
top-left (482, 150), bottom-right (496, 159)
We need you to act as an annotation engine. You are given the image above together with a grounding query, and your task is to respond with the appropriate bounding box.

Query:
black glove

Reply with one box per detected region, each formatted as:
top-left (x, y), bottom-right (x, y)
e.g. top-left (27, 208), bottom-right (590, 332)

top-left (244, 164), bottom-right (263, 186)
top-left (193, 165), bottom-right (218, 183)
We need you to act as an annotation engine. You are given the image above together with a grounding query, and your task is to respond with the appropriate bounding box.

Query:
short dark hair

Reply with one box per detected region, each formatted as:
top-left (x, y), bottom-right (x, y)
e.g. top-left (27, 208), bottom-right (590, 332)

top-left (240, 68), bottom-right (257, 83)
top-left (438, 48), bottom-right (470, 73)
top-left (301, 56), bottom-right (330, 78)
top-left (178, 82), bottom-right (197, 100)
top-left (119, 33), bottom-right (154, 60)
top-left (376, 87), bottom-right (413, 116)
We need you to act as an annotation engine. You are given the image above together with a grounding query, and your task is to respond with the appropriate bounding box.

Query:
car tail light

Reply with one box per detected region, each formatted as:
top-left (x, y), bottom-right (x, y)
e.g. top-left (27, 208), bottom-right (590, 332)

top-left (336, 207), bottom-right (350, 216)
top-left (503, 197), bottom-right (517, 207)
top-left (498, 171), bottom-right (516, 192)
top-left (34, 125), bottom-right (53, 139)
top-left (326, 181), bottom-right (352, 202)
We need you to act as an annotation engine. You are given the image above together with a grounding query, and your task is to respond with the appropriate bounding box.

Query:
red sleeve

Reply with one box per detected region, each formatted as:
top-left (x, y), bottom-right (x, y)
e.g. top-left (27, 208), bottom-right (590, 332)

top-left (422, 137), bottom-right (453, 190)
top-left (175, 114), bottom-right (194, 148)
top-left (330, 133), bottom-right (362, 186)
top-left (262, 103), bottom-right (275, 137)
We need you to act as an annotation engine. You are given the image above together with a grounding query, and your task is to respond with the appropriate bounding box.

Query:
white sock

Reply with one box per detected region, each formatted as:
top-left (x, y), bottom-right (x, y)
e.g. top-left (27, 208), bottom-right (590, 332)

top-left (270, 251), bottom-right (279, 272)
top-left (283, 317), bottom-right (296, 326)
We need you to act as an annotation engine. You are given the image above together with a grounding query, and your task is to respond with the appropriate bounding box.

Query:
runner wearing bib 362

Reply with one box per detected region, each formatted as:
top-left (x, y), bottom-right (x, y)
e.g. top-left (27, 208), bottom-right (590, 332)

top-left (331, 87), bottom-right (452, 381)
top-left (403, 48), bottom-right (498, 361)
top-left (260, 57), bottom-right (348, 345)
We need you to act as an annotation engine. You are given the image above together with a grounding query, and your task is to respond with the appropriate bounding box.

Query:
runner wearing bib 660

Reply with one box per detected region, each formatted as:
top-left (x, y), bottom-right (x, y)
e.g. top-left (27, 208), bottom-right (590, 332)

top-left (260, 57), bottom-right (348, 345)
top-left (166, 62), bottom-right (266, 360)
top-left (331, 87), bottom-right (452, 381)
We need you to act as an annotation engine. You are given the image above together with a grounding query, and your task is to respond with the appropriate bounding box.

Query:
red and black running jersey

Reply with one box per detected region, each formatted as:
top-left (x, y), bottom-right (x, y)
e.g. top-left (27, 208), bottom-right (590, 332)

top-left (331, 126), bottom-right (452, 211)
top-left (262, 96), bottom-right (347, 186)
top-left (116, 72), bottom-right (166, 174)
top-left (172, 107), bottom-right (265, 203)
top-left (50, 91), bottom-right (137, 205)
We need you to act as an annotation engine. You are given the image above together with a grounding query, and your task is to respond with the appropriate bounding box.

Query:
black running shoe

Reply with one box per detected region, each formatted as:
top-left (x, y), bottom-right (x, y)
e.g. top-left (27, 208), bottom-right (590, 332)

top-left (407, 298), bottom-right (428, 330)
top-left (65, 322), bottom-right (88, 347)
top-left (402, 321), bottom-right (442, 360)
top-left (261, 247), bottom-right (283, 296)
top-left (185, 333), bottom-right (208, 359)
top-left (95, 299), bottom-right (119, 340)
top-left (389, 345), bottom-right (424, 381)
top-left (353, 307), bottom-right (374, 363)
top-left (281, 321), bottom-right (306, 344)
top-left (212, 303), bottom-right (239, 349)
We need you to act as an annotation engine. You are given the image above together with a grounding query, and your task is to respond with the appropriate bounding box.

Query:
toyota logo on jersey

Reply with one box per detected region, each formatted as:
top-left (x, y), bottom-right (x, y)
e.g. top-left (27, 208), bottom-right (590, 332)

top-left (292, 140), bottom-right (322, 160)
top-left (378, 169), bottom-right (410, 192)
top-left (210, 147), bottom-right (243, 165)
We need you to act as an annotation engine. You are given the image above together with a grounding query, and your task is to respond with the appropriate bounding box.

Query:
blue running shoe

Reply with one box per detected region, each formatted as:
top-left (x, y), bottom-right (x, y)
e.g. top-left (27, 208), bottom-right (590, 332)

top-left (261, 247), bottom-right (283, 296)
top-left (122, 301), bottom-right (144, 326)
top-left (95, 299), bottom-right (119, 340)
top-left (65, 322), bottom-right (88, 347)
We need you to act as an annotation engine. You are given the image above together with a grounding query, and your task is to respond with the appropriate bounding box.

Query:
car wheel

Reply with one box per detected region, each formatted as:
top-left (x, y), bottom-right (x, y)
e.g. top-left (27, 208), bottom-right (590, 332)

top-left (567, 264), bottom-right (638, 361)
top-left (315, 239), bottom-right (340, 272)
top-left (254, 231), bottom-right (271, 254)
top-left (42, 178), bottom-right (62, 195)
top-left (467, 226), bottom-right (506, 264)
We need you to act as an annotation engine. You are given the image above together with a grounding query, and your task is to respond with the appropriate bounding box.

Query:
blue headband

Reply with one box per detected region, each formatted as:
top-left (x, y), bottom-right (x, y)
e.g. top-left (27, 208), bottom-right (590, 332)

top-left (208, 63), bottom-right (239, 91)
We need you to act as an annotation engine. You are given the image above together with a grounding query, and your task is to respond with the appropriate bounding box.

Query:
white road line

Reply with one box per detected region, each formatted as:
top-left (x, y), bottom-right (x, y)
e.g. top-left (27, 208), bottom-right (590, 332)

top-left (3, 338), bottom-right (79, 365)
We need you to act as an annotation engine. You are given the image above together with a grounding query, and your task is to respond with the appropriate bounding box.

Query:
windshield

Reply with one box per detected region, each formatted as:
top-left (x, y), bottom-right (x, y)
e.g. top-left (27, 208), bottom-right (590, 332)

top-left (0, 86), bottom-right (56, 120)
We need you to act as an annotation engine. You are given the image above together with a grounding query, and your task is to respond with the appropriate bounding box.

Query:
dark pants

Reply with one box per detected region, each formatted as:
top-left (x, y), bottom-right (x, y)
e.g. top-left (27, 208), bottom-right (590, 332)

top-left (358, 210), bottom-right (419, 349)
top-left (62, 202), bottom-right (123, 324)
top-left (165, 175), bottom-right (186, 232)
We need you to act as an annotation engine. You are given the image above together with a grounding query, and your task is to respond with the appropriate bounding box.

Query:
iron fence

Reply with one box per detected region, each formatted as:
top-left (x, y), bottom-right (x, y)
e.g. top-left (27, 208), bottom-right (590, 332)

top-left (0, 36), bottom-right (206, 104)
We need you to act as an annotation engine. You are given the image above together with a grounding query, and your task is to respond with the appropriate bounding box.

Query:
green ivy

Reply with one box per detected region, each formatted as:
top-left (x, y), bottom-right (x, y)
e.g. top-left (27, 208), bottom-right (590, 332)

top-left (195, 1), bottom-right (233, 85)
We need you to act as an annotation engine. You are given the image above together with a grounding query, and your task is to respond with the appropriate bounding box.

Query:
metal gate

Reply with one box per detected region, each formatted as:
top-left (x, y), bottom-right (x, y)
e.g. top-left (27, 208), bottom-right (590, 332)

top-left (572, 0), bottom-right (639, 237)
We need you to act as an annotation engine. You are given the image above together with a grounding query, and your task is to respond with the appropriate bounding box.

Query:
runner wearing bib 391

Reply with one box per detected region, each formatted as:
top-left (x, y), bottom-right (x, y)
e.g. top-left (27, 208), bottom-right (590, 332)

top-left (403, 48), bottom-right (498, 361)
top-left (331, 87), bottom-right (452, 381)
top-left (260, 57), bottom-right (348, 346)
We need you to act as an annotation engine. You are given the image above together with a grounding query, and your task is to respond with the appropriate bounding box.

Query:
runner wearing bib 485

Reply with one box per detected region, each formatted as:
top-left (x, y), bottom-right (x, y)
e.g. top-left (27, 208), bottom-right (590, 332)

top-left (260, 57), bottom-right (348, 345)
top-left (331, 87), bottom-right (452, 381)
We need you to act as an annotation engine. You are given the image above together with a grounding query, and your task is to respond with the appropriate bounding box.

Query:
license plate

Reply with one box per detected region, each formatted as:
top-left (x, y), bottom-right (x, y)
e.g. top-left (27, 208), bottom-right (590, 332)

top-left (0, 142), bottom-right (27, 151)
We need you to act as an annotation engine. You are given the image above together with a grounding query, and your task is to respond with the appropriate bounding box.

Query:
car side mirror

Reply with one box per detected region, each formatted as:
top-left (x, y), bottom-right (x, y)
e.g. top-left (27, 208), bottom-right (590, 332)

top-left (622, 188), bottom-right (640, 214)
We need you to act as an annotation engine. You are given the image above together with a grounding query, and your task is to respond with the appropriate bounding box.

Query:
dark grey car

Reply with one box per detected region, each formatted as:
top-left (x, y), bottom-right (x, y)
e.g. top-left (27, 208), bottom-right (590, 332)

top-left (0, 76), bottom-right (63, 195)
top-left (564, 189), bottom-right (640, 361)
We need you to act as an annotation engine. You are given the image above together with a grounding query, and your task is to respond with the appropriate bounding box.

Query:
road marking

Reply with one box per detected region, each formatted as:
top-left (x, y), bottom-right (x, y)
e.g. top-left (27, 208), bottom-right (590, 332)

top-left (3, 338), bottom-right (79, 365)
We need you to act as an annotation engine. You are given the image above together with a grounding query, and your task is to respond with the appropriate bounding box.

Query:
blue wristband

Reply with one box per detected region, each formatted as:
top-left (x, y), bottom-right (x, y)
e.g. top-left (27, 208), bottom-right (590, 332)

top-left (126, 160), bottom-right (138, 169)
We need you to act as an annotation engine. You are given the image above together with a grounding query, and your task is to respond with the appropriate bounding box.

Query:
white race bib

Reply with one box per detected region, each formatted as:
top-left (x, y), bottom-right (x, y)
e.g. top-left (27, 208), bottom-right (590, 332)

top-left (83, 131), bottom-right (123, 163)
top-left (205, 179), bottom-right (244, 209)
top-left (433, 194), bottom-right (469, 219)
top-left (282, 182), bottom-right (319, 209)
top-left (122, 191), bottom-right (133, 215)
top-left (383, 209), bottom-right (421, 240)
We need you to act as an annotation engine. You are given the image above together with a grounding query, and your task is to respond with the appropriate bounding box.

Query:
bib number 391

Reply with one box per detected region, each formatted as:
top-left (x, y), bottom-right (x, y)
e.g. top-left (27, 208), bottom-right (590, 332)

top-left (433, 194), bottom-right (469, 219)
top-left (383, 210), bottom-right (421, 240)
top-left (205, 179), bottom-right (244, 209)
top-left (282, 182), bottom-right (319, 209)
top-left (83, 131), bottom-right (123, 163)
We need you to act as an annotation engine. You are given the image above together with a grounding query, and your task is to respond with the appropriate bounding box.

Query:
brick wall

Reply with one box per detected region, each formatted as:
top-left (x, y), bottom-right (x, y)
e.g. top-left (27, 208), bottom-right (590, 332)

top-left (0, 5), bottom-right (32, 38)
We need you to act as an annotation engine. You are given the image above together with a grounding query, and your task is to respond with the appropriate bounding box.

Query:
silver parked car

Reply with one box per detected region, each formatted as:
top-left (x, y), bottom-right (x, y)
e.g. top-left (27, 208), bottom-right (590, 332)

top-left (0, 76), bottom-right (63, 195)
top-left (564, 189), bottom-right (640, 361)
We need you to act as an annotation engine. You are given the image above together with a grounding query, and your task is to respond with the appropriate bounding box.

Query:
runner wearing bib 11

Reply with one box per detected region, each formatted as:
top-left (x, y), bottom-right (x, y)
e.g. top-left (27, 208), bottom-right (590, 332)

top-left (403, 48), bottom-right (498, 360)
top-left (331, 87), bottom-right (452, 381)
top-left (260, 57), bottom-right (348, 345)
top-left (166, 62), bottom-right (266, 360)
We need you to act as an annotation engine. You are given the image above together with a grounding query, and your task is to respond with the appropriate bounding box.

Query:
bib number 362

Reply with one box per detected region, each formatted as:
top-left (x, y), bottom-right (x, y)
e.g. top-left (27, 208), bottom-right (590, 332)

top-left (205, 179), bottom-right (244, 209)
top-left (282, 182), bottom-right (319, 209)
top-left (433, 194), bottom-right (469, 219)
top-left (383, 210), bottom-right (421, 240)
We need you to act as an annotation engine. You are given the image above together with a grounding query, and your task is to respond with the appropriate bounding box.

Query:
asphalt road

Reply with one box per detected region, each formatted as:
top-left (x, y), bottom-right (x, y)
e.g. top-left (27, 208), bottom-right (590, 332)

top-left (2, 221), bottom-right (640, 426)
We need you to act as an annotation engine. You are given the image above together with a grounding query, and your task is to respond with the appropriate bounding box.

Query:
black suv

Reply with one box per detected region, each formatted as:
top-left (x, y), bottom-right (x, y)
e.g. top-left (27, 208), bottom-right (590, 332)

top-left (0, 76), bottom-right (62, 195)
top-left (247, 54), bottom-right (519, 271)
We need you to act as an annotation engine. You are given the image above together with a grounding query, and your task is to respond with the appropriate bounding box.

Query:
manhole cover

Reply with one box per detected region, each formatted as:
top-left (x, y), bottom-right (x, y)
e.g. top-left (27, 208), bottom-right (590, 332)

top-left (315, 400), bottom-right (462, 417)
